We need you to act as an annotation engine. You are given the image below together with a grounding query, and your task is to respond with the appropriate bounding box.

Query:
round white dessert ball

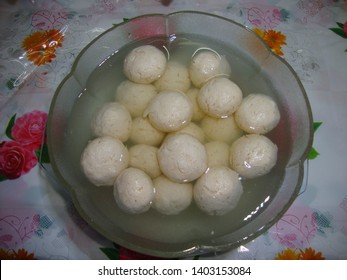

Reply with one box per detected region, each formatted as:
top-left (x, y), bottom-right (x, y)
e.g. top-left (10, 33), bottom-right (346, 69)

top-left (158, 133), bottom-right (208, 183)
top-left (229, 134), bottom-right (278, 179)
top-left (185, 87), bottom-right (205, 122)
top-left (123, 45), bottom-right (167, 84)
top-left (113, 167), bottom-right (155, 214)
top-left (198, 77), bottom-right (243, 118)
top-left (205, 141), bottom-right (230, 167)
top-left (168, 122), bottom-right (205, 143)
top-left (129, 117), bottom-right (165, 146)
top-left (189, 50), bottom-right (231, 88)
top-left (235, 93), bottom-right (280, 134)
top-left (80, 136), bottom-right (129, 187)
top-left (194, 166), bottom-right (243, 215)
top-left (201, 115), bottom-right (243, 144)
top-left (153, 175), bottom-right (193, 215)
top-left (90, 102), bottom-right (132, 142)
top-left (129, 144), bottom-right (161, 179)
top-left (115, 80), bottom-right (157, 118)
top-left (143, 90), bottom-right (193, 133)
top-left (154, 61), bottom-right (191, 93)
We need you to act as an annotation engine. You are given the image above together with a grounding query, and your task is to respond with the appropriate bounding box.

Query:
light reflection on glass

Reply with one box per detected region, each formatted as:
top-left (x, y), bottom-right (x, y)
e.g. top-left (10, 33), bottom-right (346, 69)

top-left (238, 245), bottom-right (249, 253)
top-left (243, 195), bottom-right (270, 221)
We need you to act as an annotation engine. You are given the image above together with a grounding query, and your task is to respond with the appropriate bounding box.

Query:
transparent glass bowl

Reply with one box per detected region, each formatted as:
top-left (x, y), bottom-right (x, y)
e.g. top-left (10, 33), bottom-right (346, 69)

top-left (47, 11), bottom-right (313, 258)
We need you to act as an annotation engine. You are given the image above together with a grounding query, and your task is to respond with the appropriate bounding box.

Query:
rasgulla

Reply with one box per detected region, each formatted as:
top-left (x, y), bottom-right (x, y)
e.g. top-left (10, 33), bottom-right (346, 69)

top-left (115, 80), bottom-right (157, 118)
top-left (189, 50), bottom-right (231, 88)
top-left (185, 87), bottom-right (205, 122)
top-left (201, 115), bottom-right (243, 144)
top-left (90, 102), bottom-right (132, 142)
top-left (153, 175), bottom-right (193, 215)
top-left (129, 117), bottom-right (165, 146)
top-left (235, 93), bottom-right (280, 134)
top-left (204, 141), bottom-right (230, 167)
top-left (80, 136), bottom-right (129, 187)
top-left (154, 61), bottom-right (191, 93)
top-left (198, 77), bottom-right (243, 118)
top-left (113, 167), bottom-right (155, 214)
top-left (129, 144), bottom-right (161, 179)
top-left (194, 166), bottom-right (243, 216)
top-left (158, 133), bottom-right (208, 183)
top-left (168, 122), bottom-right (205, 143)
top-left (229, 134), bottom-right (278, 179)
top-left (143, 90), bottom-right (193, 133)
top-left (123, 45), bottom-right (167, 84)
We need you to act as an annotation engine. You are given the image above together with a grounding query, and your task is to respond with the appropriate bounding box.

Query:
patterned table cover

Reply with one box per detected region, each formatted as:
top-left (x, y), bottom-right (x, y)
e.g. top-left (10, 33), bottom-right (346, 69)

top-left (0, 0), bottom-right (346, 260)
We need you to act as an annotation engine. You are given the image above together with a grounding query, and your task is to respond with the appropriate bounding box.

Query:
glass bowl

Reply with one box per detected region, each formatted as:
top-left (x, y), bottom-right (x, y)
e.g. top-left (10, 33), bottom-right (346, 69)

top-left (47, 11), bottom-right (313, 258)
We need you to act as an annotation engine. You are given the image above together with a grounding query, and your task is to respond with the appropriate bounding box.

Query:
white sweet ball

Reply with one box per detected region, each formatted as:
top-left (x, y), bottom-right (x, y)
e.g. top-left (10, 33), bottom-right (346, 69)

top-left (198, 77), bottom-right (243, 118)
top-left (129, 144), bottom-right (161, 179)
top-left (185, 87), bottom-right (206, 122)
top-left (205, 141), bottom-right (230, 167)
top-left (154, 61), bottom-right (191, 93)
top-left (189, 50), bottom-right (231, 88)
top-left (168, 122), bottom-right (205, 143)
top-left (80, 136), bottom-right (129, 187)
top-left (123, 45), bottom-right (167, 84)
top-left (201, 115), bottom-right (243, 144)
top-left (113, 167), bottom-right (155, 214)
top-left (129, 117), bottom-right (165, 146)
top-left (235, 93), bottom-right (280, 134)
top-left (230, 134), bottom-right (278, 179)
top-left (143, 90), bottom-right (193, 133)
top-left (115, 80), bottom-right (157, 118)
top-left (90, 102), bottom-right (132, 142)
top-left (153, 175), bottom-right (193, 215)
top-left (158, 133), bottom-right (208, 183)
top-left (194, 166), bottom-right (243, 215)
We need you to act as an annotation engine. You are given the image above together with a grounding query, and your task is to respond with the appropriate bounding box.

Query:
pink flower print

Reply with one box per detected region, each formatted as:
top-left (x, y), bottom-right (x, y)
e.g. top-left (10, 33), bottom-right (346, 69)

top-left (277, 233), bottom-right (298, 248)
top-left (10, 110), bottom-right (47, 151)
top-left (31, 9), bottom-right (68, 31)
top-left (297, 0), bottom-right (325, 17)
top-left (0, 141), bottom-right (38, 179)
top-left (0, 211), bottom-right (40, 249)
top-left (270, 205), bottom-right (317, 248)
top-left (247, 7), bottom-right (282, 29)
top-left (272, 8), bottom-right (282, 21)
top-left (1, 110), bottom-right (48, 180)
top-left (92, 0), bottom-right (116, 14)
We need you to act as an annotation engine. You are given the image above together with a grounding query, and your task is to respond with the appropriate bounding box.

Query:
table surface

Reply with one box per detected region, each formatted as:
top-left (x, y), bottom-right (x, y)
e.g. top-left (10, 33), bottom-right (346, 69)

top-left (0, 0), bottom-right (346, 260)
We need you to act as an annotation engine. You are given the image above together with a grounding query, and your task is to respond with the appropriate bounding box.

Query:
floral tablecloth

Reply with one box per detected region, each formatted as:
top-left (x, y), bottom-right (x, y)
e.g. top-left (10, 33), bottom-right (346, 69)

top-left (0, 0), bottom-right (346, 260)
